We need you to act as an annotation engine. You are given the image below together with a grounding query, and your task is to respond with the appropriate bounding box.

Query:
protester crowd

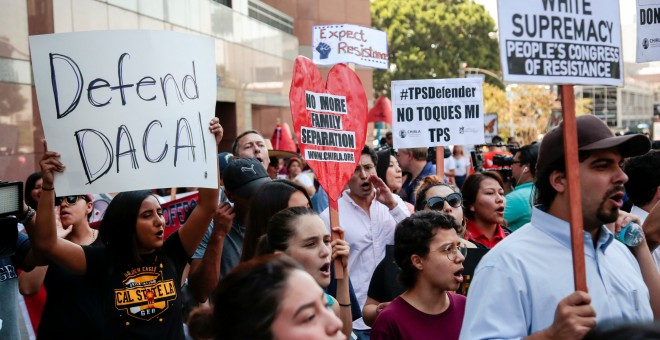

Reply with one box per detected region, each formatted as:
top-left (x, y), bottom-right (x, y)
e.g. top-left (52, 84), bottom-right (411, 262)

top-left (3, 114), bottom-right (660, 340)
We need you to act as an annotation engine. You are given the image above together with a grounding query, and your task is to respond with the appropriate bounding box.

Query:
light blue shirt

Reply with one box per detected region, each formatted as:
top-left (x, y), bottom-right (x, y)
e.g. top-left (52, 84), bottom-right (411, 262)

top-left (460, 208), bottom-right (652, 340)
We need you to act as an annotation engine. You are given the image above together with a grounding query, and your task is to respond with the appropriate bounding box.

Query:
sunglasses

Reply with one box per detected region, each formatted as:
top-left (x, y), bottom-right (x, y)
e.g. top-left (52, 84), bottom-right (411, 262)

top-left (426, 193), bottom-right (463, 209)
top-left (55, 195), bottom-right (86, 206)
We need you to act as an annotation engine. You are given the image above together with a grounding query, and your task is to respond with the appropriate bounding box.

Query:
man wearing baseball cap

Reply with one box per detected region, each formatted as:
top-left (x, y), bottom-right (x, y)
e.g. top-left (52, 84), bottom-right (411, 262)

top-left (461, 115), bottom-right (652, 339)
top-left (188, 158), bottom-right (271, 302)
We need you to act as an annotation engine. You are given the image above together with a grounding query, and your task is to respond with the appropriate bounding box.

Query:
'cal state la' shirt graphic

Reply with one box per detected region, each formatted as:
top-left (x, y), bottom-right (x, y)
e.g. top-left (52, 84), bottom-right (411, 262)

top-left (114, 264), bottom-right (177, 321)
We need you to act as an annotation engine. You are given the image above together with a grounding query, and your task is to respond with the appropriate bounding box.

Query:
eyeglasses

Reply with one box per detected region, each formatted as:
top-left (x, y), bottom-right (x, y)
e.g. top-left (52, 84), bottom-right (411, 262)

top-left (426, 193), bottom-right (463, 209)
top-left (55, 195), bottom-right (85, 206)
top-left (433, 244), bottom-right (468, 262)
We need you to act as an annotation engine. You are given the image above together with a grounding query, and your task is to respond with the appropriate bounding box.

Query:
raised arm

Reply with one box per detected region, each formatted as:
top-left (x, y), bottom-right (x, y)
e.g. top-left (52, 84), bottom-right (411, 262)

top-left (611, 207), bottom-right (660, 319)
top-left (26, 140), bottom-right (87, 275)
top-left (330, 227), bottom-right (352, 338)
top-left (637, 203), bottom-right (660, 319)
top-left (188, 202), bottom-right (235, 302)
top-left (178, 118), bottom-right (222, 256)
top-left (19, 266), bottom-right (47, 296)
top-left (369, 175), bottom-right (410, 222)
top-left (642, 201), bottom-right (660, 252)
top-left (20, 206), bottom-right (72, 295)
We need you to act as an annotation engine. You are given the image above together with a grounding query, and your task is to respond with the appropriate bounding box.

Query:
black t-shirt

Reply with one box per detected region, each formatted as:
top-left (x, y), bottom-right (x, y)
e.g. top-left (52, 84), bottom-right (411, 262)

top-left (367, 245), bottom-right (405, 303)
top-left (38, 238), bottom-right (104, 339)
top-left (84, 231), bottom-right (189, 339)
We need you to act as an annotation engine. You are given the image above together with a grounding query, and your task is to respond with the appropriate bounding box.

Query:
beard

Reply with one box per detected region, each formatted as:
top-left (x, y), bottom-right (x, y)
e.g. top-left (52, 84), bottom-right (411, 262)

top-left (595, 186), bottom-right (625, 224)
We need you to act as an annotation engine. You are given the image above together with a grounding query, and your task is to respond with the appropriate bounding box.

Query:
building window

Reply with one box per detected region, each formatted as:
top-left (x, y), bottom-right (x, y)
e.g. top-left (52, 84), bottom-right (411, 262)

top-left (212, 0), bottom-right (231, 7)
top-left (247, 0), bottom-right (293, 34)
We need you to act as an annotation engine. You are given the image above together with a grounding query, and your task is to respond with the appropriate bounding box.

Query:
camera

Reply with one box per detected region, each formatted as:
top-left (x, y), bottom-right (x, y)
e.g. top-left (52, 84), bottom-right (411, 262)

top-left (470, 144), bottom-right (517, 182)
top-left (427, 146), bottom-right (452, 165)
top-left (0, 181), bottom-right (23, 258)
top-left (493, 154), bottom-right (514, 167)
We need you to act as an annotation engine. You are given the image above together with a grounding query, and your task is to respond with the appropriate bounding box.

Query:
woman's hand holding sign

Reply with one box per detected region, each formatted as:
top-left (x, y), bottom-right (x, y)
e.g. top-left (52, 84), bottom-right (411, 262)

top-left (40, 140), bottom-right (65, 190)
top-left (209, 117), bottom-right (223, 146)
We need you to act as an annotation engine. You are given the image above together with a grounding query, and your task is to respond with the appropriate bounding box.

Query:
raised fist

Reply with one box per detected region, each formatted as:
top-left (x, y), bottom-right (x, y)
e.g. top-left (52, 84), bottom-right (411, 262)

top-left (316, 42), bottom-right (331, 59)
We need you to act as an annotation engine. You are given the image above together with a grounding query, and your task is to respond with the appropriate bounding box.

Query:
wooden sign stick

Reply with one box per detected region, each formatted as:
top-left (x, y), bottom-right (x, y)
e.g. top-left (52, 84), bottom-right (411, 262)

top-left (329, 197), bottom-right (344, 279)
top-left (560, 84), bottom-right (587, 292)
top-left (170, 187), bottom-right (177, 202)
top-left (436, 147), bottom-right (445, 179)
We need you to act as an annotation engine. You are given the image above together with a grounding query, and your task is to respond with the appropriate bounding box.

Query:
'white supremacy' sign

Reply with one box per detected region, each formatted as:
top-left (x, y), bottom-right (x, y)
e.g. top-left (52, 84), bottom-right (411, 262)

top-left (312, 24), bottom-right (388, 69)
top-left (498, 0), bottom-right (623, 85)
top-left (391, 78), bottom-right (485, 149)
top-left (30, 30), bottom-right (218, 196)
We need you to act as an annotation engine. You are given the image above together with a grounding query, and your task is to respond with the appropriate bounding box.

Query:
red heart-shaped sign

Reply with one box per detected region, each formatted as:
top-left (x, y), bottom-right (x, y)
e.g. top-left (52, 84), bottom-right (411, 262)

top-left (289, 56), bottom-right (368, 200)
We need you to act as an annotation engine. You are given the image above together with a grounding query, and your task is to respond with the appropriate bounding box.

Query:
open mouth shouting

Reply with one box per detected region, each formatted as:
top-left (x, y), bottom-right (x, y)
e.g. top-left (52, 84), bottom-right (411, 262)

top-left (609, 191), bottom-right (625, 209)
top-left (360, 181), bottom-right (373, 193)
top-left (155, 229), bottom-right (164, 239)
top-left (454, 268), bottom-right (464, 283)
top-left (320, 262), bottom-right (331, 278)
top-left (255, 156), bottom-right (267, 168)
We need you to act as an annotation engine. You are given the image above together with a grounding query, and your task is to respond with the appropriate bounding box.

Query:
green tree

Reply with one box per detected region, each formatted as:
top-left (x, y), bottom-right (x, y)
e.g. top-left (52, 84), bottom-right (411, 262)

top-left (371, 0), bottom-right (500, 97)
top-left (483, 83), bottom-right (593, 145)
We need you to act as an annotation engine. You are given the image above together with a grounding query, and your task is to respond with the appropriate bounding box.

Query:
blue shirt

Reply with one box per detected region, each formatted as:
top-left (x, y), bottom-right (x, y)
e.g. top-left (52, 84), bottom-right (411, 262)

top-left (192, 219), bottom-right (244, 278)
top-left (400, 162), bottom-right (436, 204)
top-left (460, 208), bottom-right (652, 340)
top-left (311, 185), bottom-right (329, 214)
top-left (503, 182), bottom-right (535, 231)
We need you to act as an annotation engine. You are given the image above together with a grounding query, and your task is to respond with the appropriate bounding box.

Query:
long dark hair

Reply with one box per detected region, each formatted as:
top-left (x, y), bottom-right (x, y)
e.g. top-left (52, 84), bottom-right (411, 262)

top-left (240, 180), bottom-right (312, 262)
top-left (212, 254), bottom-right (302, 340)
top-left (99, 190), bottom-right (156, 265)
top-left (462, 171), bottom-right (504, 220)
top-left (25, 172), bottom-right (42, 209)
top-left (376, 149), bottom-right (392, 185)
top-left (257, 206), bottom-right (318, 256)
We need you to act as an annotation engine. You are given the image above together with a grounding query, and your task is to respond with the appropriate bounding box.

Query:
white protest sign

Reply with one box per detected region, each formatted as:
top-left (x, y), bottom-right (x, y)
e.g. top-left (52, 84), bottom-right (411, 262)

top-left (637, 0), bottom-right (660, 62)
top-left (30, 30), bottom-right (218, 196)
top-left (391, 78), bottom-right (485, 149)
top-left (312, 24), bottom-right (388, 69)
top-left (498, 0), bottom-right (623, 85)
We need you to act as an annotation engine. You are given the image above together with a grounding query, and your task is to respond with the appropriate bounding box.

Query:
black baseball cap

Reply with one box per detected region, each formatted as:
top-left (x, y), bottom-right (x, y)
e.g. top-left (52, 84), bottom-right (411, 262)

top-left (537, 115), bottom-right (651, 176)
top-left (222, 158), bottom-right (271, 197)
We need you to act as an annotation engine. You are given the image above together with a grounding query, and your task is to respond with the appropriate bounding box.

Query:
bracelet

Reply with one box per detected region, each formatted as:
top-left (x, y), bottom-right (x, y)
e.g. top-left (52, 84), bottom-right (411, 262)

top-left (19, 206), bottom-right (36, 225)
top-left (41, 186), bottom-right (54, 191)
top-left (338, 302), bottom-right (351, 307)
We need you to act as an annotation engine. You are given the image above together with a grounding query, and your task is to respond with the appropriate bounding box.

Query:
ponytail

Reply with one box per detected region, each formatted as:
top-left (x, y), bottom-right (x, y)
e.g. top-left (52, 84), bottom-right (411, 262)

top-left (255, 234), bottom-right (273, 257)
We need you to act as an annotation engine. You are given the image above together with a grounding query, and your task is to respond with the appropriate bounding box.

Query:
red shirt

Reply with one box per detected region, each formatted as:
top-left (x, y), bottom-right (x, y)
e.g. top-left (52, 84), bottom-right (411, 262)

top-left (465, 219), bottom-right (509, 249)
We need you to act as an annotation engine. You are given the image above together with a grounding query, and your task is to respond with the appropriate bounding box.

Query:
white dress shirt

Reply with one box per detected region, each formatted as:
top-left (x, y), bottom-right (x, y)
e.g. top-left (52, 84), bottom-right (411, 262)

top-left (321, 190), bottom-right (410, 330)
